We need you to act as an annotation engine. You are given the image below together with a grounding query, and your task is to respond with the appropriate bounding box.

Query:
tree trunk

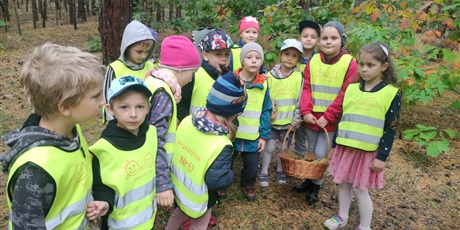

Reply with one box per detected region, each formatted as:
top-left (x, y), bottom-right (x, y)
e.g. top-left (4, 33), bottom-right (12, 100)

top-left (78, 0), bottom-right (86, 21)
top-left (54, 0), bottom-right (57, 24)
top-left (2, 0), bottom-right (9, 21)
top-left (41, 0), bottom-right (46, 27)
top-left (154, 0), bottom-right (160, 22)
top-left (13, 0), bottom-right (21, 35)
top-left (32, 0), bottom-right (37, 28)
top-left (99, 0), bottom-right (132, 65)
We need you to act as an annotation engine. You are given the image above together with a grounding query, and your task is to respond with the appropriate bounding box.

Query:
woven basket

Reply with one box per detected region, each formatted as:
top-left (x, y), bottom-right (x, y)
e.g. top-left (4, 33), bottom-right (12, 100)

top-left (279, 120), bottom-right (331, 180)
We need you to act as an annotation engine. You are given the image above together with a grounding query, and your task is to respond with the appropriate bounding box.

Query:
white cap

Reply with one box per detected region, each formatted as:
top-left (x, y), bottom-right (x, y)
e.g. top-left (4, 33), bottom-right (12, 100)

top-left (280, 39), bottom-right (303, 53)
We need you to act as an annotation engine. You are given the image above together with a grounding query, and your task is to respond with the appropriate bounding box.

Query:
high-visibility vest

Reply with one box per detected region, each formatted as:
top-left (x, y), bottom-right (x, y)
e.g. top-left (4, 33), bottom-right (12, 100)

top-left (232, 46), bottom-right (242, 71)
top-left (110, 60), bottom-right (155, 79)
top-left (145, 75), bottom-right (177, 164)
top-left (267, 70), bottom-right (303, 126)
top-left (171, 116), bottom-right (231, 218)
top-left (296, 62), bottom-right (306, 73)
top-left (309, 54), bottom-right (353, 112)
top-left (236, 81), bottom-right (268, 140)
top-left (190, 67), bottom-right (214, 114)
top-left (7, 125), bottom-right (92, 230)
top-left (336, 83), bottom-right (398, 151)
top-left (90, 126), bottom-right (158, 230)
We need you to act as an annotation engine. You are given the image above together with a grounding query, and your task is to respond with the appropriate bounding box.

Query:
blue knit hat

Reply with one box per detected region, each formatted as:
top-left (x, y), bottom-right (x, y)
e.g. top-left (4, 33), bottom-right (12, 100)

top-left (206, 72), bottom-right (247, 117)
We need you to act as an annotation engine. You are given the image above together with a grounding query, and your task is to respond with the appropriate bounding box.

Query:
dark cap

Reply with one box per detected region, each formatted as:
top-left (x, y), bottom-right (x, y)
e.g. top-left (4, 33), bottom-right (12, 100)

top-left (298, 20), bottom-right (321, 35)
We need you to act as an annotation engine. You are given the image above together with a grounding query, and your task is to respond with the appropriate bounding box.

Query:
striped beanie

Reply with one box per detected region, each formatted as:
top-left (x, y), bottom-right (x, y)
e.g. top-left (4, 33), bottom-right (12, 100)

top-left (206, 72), bottom-right (247, 117)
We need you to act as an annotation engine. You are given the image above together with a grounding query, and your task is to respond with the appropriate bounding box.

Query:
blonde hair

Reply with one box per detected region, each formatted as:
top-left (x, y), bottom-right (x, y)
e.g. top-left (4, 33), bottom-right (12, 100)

top-left (19, 43), bottom-right (104, 119)
top-left (214, 115), bottom-right (237, 141)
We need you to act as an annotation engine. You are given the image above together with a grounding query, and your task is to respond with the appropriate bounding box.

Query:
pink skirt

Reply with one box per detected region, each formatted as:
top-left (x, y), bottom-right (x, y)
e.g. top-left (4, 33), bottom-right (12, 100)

top-left (327, 145), bottom-right (384, 191)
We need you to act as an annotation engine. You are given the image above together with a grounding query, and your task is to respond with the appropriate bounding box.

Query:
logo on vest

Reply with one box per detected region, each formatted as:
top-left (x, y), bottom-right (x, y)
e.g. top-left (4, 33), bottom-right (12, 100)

top-left (352, 95), bottom-right (378, 110)
top-left (247, 94), bottom-right (259, 107)
top-left (123, 152), bottom-right (155, 179)
top-left (177, 140), bottom-right (200, 173)
top-left (315, 69), bottom-right (338, 83)
top-left (271, 82), bottom-right (294, 98)
top-left (73, 162), bottom-right (88, 186)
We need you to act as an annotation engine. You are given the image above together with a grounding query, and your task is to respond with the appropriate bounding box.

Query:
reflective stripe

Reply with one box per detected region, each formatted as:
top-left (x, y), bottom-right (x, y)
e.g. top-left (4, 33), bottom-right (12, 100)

top-left (46, 190), bottom-right (92, 230)
top-left (165, 133), bottom-right (175, 144)
top-left (311, 84), bottom-right (341, 95)
top-left (341, 114), bottom-right (384, 129)
top-left (115, 180), bottom-right (155, 209)
top-left (274, 98), bottom-right (297, 106)
top-left (237, 125), bottom-right (260, 134)
top-left (275, 111), bottom-right (295, 120)
top-left (171, 162), bottom-right (207, 196)
top-left (313, 98), bottom-right (334, 108)
top-left (337, 130), bottom-right (381, 146)
top-left (190, 105), bottom-right (201, 115)
top-left (239, 111), bottom-right (261, 119)
top-left (108, 204), bottom-right (155, 229)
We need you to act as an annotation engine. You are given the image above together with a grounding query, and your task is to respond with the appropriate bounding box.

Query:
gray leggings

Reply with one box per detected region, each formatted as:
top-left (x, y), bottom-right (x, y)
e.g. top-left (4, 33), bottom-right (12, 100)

top-left (305, 128), bottom-right (335, 185)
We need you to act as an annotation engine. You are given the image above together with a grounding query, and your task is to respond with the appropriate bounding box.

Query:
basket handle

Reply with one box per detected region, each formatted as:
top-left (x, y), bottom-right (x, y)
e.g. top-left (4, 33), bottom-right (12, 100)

top-left (282, 120), bottom-right (332, 160)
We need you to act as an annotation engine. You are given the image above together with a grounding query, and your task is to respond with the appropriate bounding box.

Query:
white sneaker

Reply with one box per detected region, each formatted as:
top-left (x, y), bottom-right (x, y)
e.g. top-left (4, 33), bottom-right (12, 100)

top-left (259, 174), bottom-right (269, 187)
top-left (324, 215), bottom-right (347, 230)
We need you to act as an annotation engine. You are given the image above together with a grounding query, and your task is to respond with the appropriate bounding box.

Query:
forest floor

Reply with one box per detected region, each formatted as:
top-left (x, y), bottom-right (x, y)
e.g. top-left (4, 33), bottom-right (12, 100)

top-left (0, 6), bottom-right (459, 230)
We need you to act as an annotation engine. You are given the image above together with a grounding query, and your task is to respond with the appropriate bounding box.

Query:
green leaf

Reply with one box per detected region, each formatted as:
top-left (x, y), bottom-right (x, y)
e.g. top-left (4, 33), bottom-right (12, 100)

top-left (426, 141), bottom-right (449, 157)
top-left (449, 100), bottom-right (460, 110)
top-left (443, 130), bottom-right (456, 139)
top-left (415, 124), bottom-right (436, 131)
top-left (420, 130), bottom-right (437, 141)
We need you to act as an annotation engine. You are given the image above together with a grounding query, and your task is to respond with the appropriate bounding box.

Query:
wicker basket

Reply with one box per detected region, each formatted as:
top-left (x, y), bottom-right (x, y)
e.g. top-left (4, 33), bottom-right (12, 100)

top-left (279, 120), bottom-right (331, 180)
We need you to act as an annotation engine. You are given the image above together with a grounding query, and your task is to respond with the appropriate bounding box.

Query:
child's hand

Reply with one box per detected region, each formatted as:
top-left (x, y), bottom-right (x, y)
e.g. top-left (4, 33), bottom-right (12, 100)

top-left (303, 114), bottom-right (317, 125)
top-left (316, 116), bottom-right (329, 129)
top-left (157, 189), bottom-right (174, 207)
top-left (86, 201), bottom-right (109, 221)
top-left (370, 159), bottom-right (385, 172)
top-left (258, 139), bottom-right (266, 152)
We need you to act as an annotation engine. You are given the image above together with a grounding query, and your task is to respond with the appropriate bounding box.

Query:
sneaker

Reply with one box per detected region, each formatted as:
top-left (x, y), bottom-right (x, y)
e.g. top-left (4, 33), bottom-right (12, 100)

top-left (324, 215), bottom-right (347, 230)
top-left (277, 172), bottom-right (287, 185)
top-left (217, 189), bottom-right (227, 199)
top-left (293, 179), bottom-right (312, 192)
top-left (242, 185), bottom-right (256, 201)
top-left (259, 174), bottom-right (269, 187)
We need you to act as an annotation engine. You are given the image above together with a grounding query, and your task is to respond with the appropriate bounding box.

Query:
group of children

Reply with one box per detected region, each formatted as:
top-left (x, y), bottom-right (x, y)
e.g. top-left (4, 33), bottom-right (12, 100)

top-left (2, 14), bottom-right (401, 230)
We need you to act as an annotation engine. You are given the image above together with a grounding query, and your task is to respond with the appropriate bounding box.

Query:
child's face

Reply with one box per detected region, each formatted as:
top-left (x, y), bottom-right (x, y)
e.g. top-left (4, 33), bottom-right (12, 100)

top-left (203, 49), bottom-right (231, 73)
top-left (70, 83), bottom-right (104, 125)
top-left (280, 48), bottom-right (301, 71)
top-left (126, 42), bottom-right (153, 65)
top-left (176, 69), bottom-right (199, 87)
top-left (240, 28), bottom-right (259, 43)
top-left (242, 51), bottom-right (263, 74)
top-left (107, 90), bottom-right (150, 135)
top-left (319, 27), bottom-right (342, 60)
top-left (358, 52), bottom-right (388, 86)
top-left (299, 27), bottom-right (319, 52)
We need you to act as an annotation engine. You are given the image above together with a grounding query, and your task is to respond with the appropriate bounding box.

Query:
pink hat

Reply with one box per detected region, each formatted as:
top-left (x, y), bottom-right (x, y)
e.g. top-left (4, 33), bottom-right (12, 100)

top-left (238, 16), bottom-right (259, 34)
top-left (160, 36), bottom-right (201, 70)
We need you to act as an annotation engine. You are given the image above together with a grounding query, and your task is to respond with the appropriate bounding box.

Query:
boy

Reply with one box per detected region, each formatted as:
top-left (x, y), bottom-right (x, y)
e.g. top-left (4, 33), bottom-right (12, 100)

top-left (1, 43), bottom-right (106, 229)
top-left (90, 76), bottom-right (174, 229)
top-left (297, 19), bottom-right (321, 71)
top-left (177, 29), bottom-right (234, 121)
top-left (103, 20), bottom-right (156, 122)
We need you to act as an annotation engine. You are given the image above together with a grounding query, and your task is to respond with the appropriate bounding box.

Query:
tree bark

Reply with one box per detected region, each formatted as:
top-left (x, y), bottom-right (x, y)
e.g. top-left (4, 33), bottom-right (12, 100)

top-left (41, 0), bottom-right (46, 27)
top-left (1, 0), bottom-right (10, 21)
top-left (78, 0), bottom-right (86, 21)
top-left (32, 0), bottom-right (37, 28)
top-left (13, 0), bottom-right (21, 35)
top-left (99, 0), bottom-right (132, 65)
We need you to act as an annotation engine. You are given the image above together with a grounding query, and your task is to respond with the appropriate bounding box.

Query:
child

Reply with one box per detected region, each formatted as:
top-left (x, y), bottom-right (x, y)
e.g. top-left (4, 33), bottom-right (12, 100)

top-left (233, 42), bottom-right (272, 201)
top-left (323, 42), bottom-right (401, 230)
top-left (103, 20), bottom-right (156, 122)
top-left (296, 21), bottom-right (359, 204)
top-left (177, 29), bottom-right (234, 121)
top-left (230, 16), bottom-right (266, 74)
top-left (1, 43), bottom-right (107, 229)
top-left (165, 73), bottom-right (247, 229)
top-left (259, 38), bottom-right (304, 187)
top-left (297, 19), bottom-right (321, 71)
top-left (144, 36), bottom-right (201, 165)
top-left (90, 76), bottom-right (174, 229)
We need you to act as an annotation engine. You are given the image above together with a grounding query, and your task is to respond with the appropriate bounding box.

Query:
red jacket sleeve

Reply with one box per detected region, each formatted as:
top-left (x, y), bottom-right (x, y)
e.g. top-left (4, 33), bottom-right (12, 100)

top-left (322, 59), bottom-right (359, 123)
top-left (300, 61), bottom-right (313, 116)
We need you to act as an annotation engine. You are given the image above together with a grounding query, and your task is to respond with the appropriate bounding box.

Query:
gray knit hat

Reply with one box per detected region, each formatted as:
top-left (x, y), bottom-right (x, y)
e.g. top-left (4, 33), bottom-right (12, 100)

top-left (323, 21), bottom-right (347, 47)
top-left (240, 42), bottom-right (264, 65)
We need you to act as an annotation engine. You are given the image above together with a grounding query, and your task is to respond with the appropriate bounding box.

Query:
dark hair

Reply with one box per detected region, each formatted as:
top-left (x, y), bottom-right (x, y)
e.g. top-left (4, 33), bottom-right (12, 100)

top-left (359, 42), bottom-right (397, 85)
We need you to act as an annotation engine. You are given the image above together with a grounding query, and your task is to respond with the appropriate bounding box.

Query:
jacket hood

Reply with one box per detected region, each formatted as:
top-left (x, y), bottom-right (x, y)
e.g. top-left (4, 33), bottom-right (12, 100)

top-left (269, 63), bottom-right (299, 79)
top-left (119, 20), bottom-right (155, 69)
top-left (1, 114), bottom-right (80, 173)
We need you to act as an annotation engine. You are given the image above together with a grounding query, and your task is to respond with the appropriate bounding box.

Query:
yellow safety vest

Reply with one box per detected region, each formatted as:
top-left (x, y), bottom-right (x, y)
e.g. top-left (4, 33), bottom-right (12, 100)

top-left (309, 54), bottom-right (353, 112)
top-left (267, 70), bottom-right (303, 126)
top-left (90, 126), bottom-right (158, 230)
top-left (144, 75), bottom-right (177, 164)
top-left (7, 125), bottom-right (92, 230)
top-left (190, 67), bottom-right (214, 114)
top-left (336, 83), bottom-right (398, 151)
top-left (296, 63), bottom-right (306, 73)
top-left (110, 60), bottom-right (155, 79)
top-left (171, 116), bottom-right (231, 218)
top-left (232, 46), bottom-right (242, 71)
top-left (236, 81), bottom-right (268, 140)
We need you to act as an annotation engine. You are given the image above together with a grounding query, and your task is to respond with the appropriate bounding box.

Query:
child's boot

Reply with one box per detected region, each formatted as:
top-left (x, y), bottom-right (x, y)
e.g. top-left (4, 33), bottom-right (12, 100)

top-left (306, 183), bottom-right (321, 204)
top-left (293, 179), bottom-right (312, 192)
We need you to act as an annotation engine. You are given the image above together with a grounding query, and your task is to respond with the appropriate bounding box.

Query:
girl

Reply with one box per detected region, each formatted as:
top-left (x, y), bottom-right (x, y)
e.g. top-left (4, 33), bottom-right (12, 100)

top-left (259, 38), bottom-right (304, 187)
top-left (296, 21), bottom-right (359, 203)
top-left (233, 42), bottom-right (272, 201)
top-left (324, 42), bottom-right (401, 230)
top-left (165, 73), bottom-right (247, 230)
